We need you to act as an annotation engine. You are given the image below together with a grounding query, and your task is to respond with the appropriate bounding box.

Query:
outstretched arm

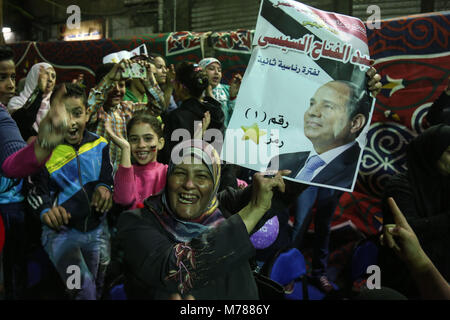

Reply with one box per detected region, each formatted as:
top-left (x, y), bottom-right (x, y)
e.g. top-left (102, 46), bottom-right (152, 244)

top-left (237, 170), bottom-right (291, 233)
top-left (106, 116), bottom-right (138, 208)
top-left (2, 84), bottom-right (71, 178)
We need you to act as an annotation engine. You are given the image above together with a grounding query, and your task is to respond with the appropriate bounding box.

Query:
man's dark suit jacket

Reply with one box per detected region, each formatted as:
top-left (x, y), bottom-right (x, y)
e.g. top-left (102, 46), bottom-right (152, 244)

top-left (267, 143), bottom-right (361, 189)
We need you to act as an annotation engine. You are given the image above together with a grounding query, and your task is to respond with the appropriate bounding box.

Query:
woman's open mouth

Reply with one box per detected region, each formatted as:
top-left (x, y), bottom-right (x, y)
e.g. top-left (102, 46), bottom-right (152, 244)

top-left (178, 193), bottom-right (199, 204)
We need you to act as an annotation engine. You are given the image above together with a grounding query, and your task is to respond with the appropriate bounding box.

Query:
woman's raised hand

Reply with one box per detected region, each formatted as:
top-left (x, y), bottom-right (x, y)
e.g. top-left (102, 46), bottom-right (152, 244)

top-left (250, 170), bottom-right (291, 213)
top-left (238, 170), bottom-right (291, 234)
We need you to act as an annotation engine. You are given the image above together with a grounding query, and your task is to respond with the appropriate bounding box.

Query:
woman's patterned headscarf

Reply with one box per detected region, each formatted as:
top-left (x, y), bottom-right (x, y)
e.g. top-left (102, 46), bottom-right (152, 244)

top-left (157, 140), bottom-right (224, 242)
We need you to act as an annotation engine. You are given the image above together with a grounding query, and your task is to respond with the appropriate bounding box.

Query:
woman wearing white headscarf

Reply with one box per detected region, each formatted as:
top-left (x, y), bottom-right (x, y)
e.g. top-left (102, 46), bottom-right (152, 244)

top-left (8, 62), bottom-right (56, 141)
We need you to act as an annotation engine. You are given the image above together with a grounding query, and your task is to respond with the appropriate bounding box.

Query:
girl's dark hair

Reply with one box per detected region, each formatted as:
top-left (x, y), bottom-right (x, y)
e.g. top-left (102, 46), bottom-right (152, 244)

top-left (126, 111), bottom-right (163, 138)
top-left (175, 61), bottom-right (209, 98)
top-left (95, 63), bottom-right (115, 84)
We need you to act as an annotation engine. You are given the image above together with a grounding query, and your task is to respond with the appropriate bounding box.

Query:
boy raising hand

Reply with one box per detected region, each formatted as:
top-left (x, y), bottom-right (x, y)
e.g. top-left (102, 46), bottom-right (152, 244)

top-left (28, 83), bottom-right (114, 300)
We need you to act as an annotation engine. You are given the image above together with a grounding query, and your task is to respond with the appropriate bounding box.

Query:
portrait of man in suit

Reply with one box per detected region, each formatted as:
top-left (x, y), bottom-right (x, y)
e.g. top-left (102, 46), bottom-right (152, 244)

top-left (267, 80), bottom-right (371, 189)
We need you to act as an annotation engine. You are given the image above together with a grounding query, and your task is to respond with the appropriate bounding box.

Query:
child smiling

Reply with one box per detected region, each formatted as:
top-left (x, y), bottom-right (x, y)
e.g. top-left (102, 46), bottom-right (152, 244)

top-left (107, 111), bottom-right (167, 210)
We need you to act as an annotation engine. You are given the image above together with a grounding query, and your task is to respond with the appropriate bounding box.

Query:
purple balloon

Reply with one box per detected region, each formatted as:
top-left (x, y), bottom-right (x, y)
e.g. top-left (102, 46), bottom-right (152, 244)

top-left (250, 215), bottom-right (279, 249)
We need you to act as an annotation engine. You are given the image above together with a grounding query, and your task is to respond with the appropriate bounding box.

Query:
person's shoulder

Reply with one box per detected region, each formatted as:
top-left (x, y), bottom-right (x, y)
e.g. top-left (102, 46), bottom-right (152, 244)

top-left (203, 96), bottom-right (222, 109)
top-left (271, 150), bottom-right (309, 163)
top-left (120, 208), bottom-right (145, 220)
top-left (168, 101), bottom-right (195, 117)
top-left (278, 150), bottom-right (309, 158)
top-left (267, 151), bottom-right (309, 176)
top-left (0, 105), bottom-right (12, 120)
top-left (118, 198), bottom-right (164, 230)
top-left (140, 161), bottom-right (168, 173)
top-left (84, 129), bottom-right (99, 139)
top-left (155, 161), bottom-right (168, 170)
top-left (163, 106), bottom-right (194, 130)
top-left (174, 106), bottom-right (195, 116)
top-left (73, 132), bottom-right (110, 165)
top-left (339, 143), bottom-right (361, 165)
top-left (170, 100), bottom-right (205, 124)
top-left (117, 208), bottom-right (149, 231)
top-left (82, 130), bottom-right (109, 146)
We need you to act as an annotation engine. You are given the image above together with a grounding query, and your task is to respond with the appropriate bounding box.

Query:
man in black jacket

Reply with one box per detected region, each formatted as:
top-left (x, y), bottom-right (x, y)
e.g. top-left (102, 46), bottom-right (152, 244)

top-left (268, 80), bottom-right (371, 190)
top-left (269, 80), bottom-right (371, 293)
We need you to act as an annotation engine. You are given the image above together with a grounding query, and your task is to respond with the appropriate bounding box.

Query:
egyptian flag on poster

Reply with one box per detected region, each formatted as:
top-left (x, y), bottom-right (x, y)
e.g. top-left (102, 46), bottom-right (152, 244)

top-left (221, 0), bottom-right (375, 192)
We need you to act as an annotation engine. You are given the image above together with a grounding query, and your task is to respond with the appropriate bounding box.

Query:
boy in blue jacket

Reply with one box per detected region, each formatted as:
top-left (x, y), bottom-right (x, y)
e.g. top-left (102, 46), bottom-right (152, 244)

top-left (28, 83), bottom-right (114, 300)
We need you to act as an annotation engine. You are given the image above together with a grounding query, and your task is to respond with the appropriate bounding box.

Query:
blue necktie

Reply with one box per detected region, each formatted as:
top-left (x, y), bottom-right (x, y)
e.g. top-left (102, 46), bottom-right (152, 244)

top-left (296, 155), bottom-right (325, 182)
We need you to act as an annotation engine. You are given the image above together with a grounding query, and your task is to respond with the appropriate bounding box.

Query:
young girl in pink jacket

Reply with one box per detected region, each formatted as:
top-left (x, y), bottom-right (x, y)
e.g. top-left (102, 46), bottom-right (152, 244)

top-left (107, 111), bottom-right (167, 210)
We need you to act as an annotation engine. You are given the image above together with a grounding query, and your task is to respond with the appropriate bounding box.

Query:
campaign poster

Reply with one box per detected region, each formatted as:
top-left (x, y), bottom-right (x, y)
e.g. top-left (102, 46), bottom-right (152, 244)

top-left (221, 0), bottom-right (375, 192)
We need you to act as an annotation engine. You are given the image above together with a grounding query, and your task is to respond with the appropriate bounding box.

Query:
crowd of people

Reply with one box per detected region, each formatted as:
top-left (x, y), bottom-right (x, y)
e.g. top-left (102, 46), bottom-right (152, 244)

top-left (0, 43), bottom-right (448, 300)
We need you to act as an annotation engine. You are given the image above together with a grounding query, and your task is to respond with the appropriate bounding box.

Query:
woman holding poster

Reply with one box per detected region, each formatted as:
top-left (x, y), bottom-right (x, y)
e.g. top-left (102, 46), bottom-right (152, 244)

top-left (117, 141), bottom-right (294, 299)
